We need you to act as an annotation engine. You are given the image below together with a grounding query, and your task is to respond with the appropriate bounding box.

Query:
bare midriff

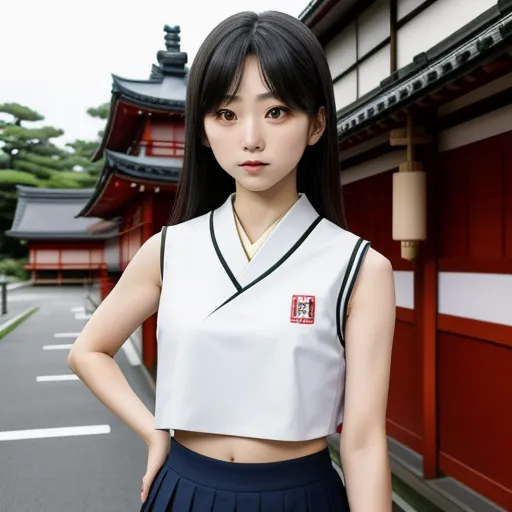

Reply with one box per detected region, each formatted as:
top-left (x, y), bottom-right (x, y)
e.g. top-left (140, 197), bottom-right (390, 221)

top-left (173, 430), bottom-right (328, 463)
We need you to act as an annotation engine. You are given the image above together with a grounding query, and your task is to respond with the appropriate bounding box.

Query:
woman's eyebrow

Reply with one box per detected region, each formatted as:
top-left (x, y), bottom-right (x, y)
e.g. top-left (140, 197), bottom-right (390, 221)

top-left (222, 91), bottom-right (276, 104)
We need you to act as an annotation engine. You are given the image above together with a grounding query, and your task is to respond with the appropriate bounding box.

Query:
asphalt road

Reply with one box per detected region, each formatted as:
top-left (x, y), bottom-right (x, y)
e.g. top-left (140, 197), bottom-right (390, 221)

top-left (0, 286), bottom-right (155, 512)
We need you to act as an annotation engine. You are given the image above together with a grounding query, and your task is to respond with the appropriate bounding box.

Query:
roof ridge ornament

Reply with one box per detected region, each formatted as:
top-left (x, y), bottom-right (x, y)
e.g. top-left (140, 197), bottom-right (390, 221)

top-left (150, 25), bottom-right (188, 79)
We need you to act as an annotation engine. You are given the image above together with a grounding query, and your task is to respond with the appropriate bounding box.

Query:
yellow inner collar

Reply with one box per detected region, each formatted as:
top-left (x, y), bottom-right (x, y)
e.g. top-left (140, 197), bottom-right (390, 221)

top-left (232, 195), bottom-right (300, 260)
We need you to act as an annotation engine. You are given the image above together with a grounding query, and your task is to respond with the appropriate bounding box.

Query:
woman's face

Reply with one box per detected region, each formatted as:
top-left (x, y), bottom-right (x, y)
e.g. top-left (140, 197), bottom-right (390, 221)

top-left (203, 55), bottom-right (325, 193)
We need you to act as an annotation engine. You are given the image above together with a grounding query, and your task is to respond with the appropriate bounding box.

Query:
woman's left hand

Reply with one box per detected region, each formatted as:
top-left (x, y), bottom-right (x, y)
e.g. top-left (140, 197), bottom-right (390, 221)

top-left (141, 430), bottom-right (171, 504)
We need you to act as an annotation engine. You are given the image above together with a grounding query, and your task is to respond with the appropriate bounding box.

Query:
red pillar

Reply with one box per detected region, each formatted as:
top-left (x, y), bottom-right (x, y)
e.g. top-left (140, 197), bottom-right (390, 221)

top-left (141, 193), bottom-right (157, 372)
top-left (419, 126), bottom-right (439, 479)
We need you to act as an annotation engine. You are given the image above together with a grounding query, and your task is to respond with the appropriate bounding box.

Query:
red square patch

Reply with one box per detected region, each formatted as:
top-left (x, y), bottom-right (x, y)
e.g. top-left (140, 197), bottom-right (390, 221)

top-left (290, 295), bottom-right (315, 324)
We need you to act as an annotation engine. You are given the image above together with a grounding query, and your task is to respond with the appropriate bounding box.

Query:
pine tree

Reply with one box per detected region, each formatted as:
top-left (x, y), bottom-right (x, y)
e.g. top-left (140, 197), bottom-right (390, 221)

top-left (0, 102), bottom-right (108, 256)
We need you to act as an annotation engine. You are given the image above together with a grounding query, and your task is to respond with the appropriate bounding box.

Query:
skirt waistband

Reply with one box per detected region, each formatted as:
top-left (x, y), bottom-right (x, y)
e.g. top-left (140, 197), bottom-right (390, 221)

top-left (165, 439), bottom-right (335, 492)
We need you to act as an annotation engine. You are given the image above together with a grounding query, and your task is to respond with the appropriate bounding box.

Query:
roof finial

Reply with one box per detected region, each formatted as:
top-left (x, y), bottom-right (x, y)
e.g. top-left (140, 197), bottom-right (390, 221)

top-left (164, 25), bottom-right (181, 53)
top-left (150, 25), bottom-right (188, 79)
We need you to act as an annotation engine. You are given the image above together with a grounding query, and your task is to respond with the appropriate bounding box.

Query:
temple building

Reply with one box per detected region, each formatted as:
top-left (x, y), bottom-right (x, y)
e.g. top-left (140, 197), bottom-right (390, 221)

top-left (76, 24), bottom-right (187, 374)
top-left (6, 186), bottom-right (118, 284)
top-left (299, 0), bottom-right (512, 510)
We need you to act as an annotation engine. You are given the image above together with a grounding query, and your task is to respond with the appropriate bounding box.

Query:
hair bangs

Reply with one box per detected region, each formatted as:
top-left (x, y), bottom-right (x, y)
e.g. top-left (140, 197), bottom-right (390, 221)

top-left (252, 24), bottom-right (322, 115)
top-left (199, 36), bottom-right (250, 115)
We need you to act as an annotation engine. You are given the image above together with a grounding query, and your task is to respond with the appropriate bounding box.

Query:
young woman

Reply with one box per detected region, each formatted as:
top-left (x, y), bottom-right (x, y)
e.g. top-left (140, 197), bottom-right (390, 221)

top-left (68, 10), bottom-right (396, 512)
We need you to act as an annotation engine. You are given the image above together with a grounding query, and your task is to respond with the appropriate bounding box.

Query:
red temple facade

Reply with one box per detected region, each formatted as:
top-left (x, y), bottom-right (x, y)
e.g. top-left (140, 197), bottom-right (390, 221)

top-left (300, 1), bottom-right (512, 510)
top-left (77, 25), bottom-right (187, 375)
top-left (6, 186), bottom-right (118, 284)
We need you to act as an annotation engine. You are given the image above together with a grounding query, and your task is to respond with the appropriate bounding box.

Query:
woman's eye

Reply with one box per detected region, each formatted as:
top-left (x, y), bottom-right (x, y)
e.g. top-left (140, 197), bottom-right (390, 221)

top-left (216, 110), bottom-right (235, 121)
top-left (267, 107), bottom-right (288, 119)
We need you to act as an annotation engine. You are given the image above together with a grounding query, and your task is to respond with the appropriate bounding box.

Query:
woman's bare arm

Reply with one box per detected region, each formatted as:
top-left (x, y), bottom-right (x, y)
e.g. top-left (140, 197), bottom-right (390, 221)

top-left (67, 231), bottom-right (163, 445)
top-left (340, 247), bottom-right (396, 511)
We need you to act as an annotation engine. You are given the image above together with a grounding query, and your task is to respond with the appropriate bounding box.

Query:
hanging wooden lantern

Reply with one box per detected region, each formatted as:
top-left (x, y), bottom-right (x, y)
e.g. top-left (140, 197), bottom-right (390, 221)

top-left (392, 161), bottom-right (426, 260)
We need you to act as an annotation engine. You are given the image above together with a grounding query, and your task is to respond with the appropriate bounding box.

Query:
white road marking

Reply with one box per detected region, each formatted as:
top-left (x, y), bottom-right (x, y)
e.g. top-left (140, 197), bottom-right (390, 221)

top-left (71, 306), bottom-right (85, 312)
top-left (54, 333), bottom-right (81, 338)
top-left (122, 336), bottom-right (141, 366)
top-left (392, 493), bottom-right (417, 512)
top-left (74, 313), bottom-right (92, 320)
top-left (0, 425), bottom-right (111, 442)
top-left (36, 375), bottom-right (79, 382)
top-left (43, 344), bottom-right (73, 350)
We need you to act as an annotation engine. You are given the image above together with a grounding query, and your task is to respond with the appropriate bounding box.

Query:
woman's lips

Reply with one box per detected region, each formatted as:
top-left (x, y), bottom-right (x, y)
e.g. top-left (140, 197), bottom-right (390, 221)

top-left (240, 162), bottom-right (269, 173)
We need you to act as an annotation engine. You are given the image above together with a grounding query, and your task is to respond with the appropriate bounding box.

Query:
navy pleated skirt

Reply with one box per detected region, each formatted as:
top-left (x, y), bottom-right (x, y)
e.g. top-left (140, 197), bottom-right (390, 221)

top-left (141, 439), bottom-right (349, 511)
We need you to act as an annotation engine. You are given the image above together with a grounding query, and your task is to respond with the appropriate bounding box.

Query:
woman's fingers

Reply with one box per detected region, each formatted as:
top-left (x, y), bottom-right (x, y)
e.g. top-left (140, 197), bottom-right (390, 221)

top-left (141, 471), bottom-right (155, 503)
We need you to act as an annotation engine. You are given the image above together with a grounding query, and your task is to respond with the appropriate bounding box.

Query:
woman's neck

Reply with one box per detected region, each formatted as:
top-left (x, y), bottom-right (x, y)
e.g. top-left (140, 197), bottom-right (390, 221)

top-left (233, 177), bottom-right (299, 244)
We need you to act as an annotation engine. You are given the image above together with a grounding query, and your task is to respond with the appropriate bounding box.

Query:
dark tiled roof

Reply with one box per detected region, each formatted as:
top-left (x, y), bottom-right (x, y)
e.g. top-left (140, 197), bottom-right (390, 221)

top-left (111, 74), bottom-right (186, 111)
top-left (6, 186), bottom-right (118, 240)
top-left (338, 6), bottom-right (512, 137)
top-left (76, 151), bottom-right (182, 218)
top-left (104, 150), bottom-right (182, 182)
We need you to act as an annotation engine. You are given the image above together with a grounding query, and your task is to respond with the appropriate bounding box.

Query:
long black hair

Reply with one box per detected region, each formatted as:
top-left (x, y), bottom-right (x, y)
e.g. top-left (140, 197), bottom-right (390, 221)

top-left (170, 10), bottom-right (347, 228)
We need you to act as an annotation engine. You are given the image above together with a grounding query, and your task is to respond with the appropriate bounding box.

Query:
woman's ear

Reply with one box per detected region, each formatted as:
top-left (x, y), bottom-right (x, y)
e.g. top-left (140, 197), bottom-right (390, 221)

top-left (307, 106), bottom-right (326, 146)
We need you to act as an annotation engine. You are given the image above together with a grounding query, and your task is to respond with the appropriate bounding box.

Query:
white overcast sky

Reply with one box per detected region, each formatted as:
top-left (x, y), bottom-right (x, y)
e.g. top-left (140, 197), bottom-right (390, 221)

top-left (1, 0), bottom-right (306, 147)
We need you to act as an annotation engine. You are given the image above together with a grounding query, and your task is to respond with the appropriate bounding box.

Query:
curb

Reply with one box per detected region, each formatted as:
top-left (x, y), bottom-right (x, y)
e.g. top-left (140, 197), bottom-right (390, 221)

top-left (6, 280), bottom-right (33, 291)
top-left (0, 306), bottom-right (39, 339)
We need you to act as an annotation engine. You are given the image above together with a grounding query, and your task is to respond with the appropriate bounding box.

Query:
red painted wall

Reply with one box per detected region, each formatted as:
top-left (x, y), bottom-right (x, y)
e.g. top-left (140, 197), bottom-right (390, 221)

top-left (437, 132), bottom-right (512, 510)
top-left (439, 131), bottom-right (512, 271)
top-left (342, 138), bottom-right (512, 509)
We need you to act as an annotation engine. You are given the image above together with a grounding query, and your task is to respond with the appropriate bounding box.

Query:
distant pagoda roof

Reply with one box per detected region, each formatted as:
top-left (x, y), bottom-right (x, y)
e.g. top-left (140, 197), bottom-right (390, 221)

top-left (76, 150), bottom-right (181, 218)
top-left (111, 24), bottom-right (187, 110)
top-left (6, 186), bottom-right (119, 241)
top-left (94, 24), bottom-right (187, 162)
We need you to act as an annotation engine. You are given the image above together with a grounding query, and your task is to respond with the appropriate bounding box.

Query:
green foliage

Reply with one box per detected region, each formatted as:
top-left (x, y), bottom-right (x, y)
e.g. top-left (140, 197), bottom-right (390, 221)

top-left (0, 170), bottom-right (40, 187)
top-left (0, 258), bottom-right (29, 280)
top-left (87, 103), bottom-right (110, 120)
top-left (0, 103), bottom-right (44, 123)
top-left (41, 170), bottom-right (98, 189)
top-left (66, 139), bottom-right (101, 156)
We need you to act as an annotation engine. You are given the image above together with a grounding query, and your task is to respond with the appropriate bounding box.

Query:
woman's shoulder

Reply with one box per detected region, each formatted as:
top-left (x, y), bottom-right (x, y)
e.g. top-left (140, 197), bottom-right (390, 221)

top-left (319, 219), bottom-right (391, 271)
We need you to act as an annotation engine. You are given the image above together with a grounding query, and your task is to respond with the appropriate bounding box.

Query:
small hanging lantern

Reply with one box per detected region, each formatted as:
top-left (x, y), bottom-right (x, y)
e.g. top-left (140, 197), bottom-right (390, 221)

top-left (392, 161), bottom-right (426, 260)
top-left (390, 114), bottom-right (430, 261)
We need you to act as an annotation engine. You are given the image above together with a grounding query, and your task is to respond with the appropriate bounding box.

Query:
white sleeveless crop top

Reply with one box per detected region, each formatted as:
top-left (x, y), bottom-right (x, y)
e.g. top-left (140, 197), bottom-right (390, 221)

top-left (154, 193), bottom-right (370, 441)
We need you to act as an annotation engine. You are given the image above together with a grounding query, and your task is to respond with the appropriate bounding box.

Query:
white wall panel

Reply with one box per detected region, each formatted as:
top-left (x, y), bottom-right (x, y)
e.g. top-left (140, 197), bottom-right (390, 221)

top-left (358, 44), bottom-right (390, 96)
top-left (358, 0), bottom-right (391, 57)
top-left (397, 0), bottom-right (427, 20)
top-left (35, 250), bottom-right (59, 264)
top-left (439, 273), bottom-right (512, 326)
top-left (397, 0), bottom-right (496, 68)
top-left (394, 271), bottom-right (414, 309)
top-left (333, 69), bottom-right (357, 112)
top-left (61, 250), bottom-right (90, 264)
top-left (325, 22), bottom-right (357, 79)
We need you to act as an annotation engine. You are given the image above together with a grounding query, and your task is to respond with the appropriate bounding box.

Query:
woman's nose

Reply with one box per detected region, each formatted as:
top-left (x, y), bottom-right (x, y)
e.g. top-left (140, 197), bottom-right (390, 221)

top-left (242, 119), bottom-right (265, 152)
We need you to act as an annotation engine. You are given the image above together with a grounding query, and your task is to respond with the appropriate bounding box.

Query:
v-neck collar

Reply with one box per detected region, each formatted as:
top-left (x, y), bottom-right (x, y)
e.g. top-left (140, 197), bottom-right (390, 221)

top-left (233, 200), bottom-right (291, 260)
top-left (209, 193), bottom-right (321, 305)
